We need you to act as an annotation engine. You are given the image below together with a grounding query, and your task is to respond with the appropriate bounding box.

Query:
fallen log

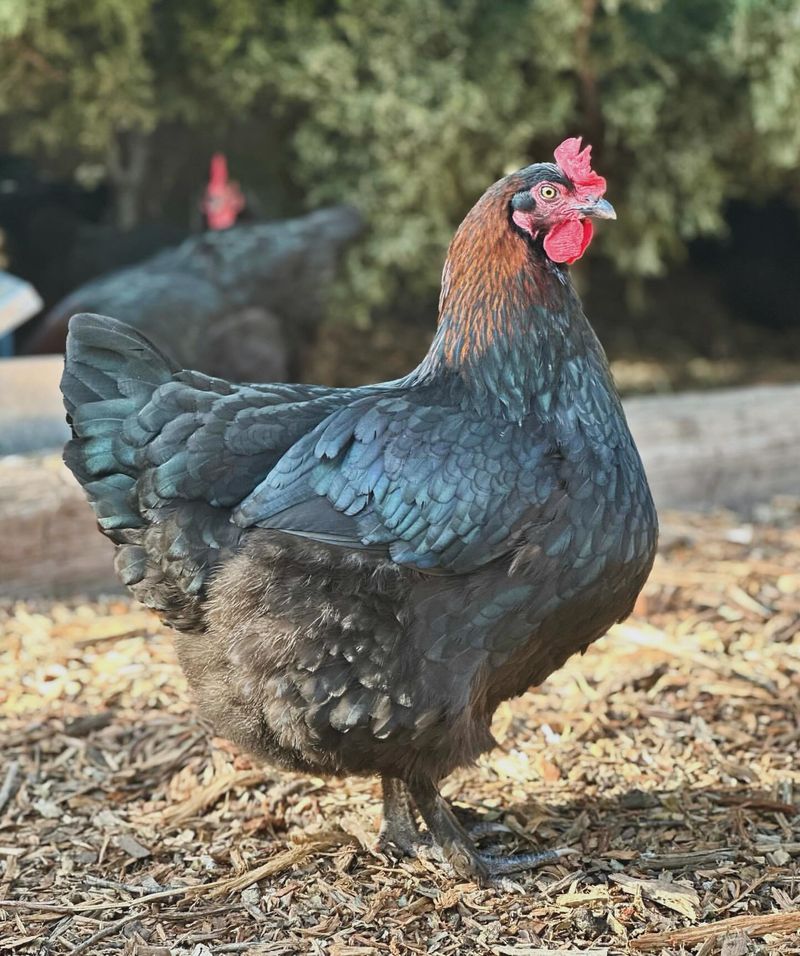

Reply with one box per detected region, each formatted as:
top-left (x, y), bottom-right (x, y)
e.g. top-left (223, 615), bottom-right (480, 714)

top-left (0, 454), bottom-right (116, 597)
top-left (624, 383), bottom-right (800, 515)
top-left (0, 356), bottom-right (69, 455)
top-left (1, 373), bottom-right (798, 597)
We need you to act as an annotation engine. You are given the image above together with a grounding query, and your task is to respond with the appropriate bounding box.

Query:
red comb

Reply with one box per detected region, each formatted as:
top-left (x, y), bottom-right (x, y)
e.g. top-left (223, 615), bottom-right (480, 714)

top-left (209, 152), bottom-right (229, 186)
top-left (554, 137), bottom-right (606, 195)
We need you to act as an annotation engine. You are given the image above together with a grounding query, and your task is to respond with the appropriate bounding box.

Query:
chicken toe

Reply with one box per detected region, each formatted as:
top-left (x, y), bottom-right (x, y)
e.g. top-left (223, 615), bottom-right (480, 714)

top-left (465, 819), bottom-right (513, 841)
top-left (475, 845), bottom-right (577, 877)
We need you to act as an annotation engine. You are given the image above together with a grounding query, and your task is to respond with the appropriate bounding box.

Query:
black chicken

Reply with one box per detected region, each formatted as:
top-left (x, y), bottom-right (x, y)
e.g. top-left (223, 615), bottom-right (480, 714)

top-left (61, 139), bottom-right (657, 883)
top-left (32, 205), bottom-right (362, 381)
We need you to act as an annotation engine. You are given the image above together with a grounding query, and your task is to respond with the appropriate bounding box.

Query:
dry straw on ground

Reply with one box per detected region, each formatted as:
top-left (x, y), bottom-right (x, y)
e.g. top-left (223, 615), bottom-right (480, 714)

top-left (1, 500), bottom-right (799, 955)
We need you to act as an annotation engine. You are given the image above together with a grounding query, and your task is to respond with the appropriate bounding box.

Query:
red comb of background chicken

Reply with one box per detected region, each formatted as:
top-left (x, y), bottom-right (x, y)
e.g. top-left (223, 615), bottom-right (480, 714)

top-left (209, 152), bottom-right (229, 187)
top-left (203, 152), bottom-right (245, 231)
top-left (554, 137), bottom-right (607, 196)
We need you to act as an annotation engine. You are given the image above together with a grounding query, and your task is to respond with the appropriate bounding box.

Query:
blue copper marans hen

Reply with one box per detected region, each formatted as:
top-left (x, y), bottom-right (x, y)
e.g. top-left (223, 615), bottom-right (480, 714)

top-left (61, 138), bottom-right (657, 883)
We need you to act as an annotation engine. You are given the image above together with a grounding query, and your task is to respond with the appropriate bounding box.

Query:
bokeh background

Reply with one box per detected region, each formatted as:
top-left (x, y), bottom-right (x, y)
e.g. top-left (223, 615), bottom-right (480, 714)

top-left (2, 0), bottom-right (800, 389)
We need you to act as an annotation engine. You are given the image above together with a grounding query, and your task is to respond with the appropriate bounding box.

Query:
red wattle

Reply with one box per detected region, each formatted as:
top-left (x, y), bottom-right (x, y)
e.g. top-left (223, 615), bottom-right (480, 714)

top-left (543, 219), bottom-right (593, 264)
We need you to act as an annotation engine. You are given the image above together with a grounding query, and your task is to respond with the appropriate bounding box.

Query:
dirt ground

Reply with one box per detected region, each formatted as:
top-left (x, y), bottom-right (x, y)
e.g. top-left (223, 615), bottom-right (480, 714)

top-left (1, 502), bottom-right (799, 955)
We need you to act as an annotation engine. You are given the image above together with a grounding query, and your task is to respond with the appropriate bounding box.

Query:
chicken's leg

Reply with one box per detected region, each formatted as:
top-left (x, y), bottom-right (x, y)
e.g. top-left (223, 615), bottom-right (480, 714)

top-left (408, 777), bottom-right (571, 885)
top-left (377, 776), bottom-right (429, 856)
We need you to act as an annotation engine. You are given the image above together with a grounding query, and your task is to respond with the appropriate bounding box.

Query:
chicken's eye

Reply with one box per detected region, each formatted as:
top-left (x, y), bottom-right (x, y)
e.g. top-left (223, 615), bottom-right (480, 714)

top-left (539, 184), bottom-right (558, 200)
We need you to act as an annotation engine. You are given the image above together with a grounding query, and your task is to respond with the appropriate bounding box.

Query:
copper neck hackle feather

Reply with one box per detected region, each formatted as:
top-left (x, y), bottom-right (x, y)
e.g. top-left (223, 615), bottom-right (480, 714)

top-left (438, 177), bottom-right (537, 365)
top-left (415, 174), bottom-right (589, 422)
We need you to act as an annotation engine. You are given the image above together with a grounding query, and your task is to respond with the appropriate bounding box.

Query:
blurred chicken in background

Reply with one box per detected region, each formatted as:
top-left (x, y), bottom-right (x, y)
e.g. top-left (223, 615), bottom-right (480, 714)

top-left (25, 205), bottom-right (362, 382)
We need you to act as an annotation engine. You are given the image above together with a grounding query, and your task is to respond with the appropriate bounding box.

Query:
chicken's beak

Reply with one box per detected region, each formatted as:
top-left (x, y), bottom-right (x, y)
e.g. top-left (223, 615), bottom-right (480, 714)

top-left (577, 198), bottom-right (616, 220)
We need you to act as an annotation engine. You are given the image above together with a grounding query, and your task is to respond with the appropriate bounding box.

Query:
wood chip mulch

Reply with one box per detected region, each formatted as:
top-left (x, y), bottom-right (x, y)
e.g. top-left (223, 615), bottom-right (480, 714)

top-left (1, 500), bottom-right (799, 955)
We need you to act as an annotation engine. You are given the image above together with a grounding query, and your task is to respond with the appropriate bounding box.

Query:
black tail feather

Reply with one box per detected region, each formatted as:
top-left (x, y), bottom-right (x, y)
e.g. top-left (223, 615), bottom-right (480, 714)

top-left (62, 314), bottom-right (176, 489)
top-left (62, 313), bottom-right (175, 416)
top-left (61, 312), bottom-right (247, 631)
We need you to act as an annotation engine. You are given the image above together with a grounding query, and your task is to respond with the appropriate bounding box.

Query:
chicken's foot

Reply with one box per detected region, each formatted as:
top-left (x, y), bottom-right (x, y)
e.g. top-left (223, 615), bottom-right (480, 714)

top-left (408, 778), bottom-right (573, 885)
top-left (377, 776), bottom-right (430, 857)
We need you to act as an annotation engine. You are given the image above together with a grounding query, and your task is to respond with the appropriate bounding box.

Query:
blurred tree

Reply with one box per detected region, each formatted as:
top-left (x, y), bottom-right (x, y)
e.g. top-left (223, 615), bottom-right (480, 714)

top-left (259, 0), bottom-right (800, 320)
top-left (0, 0), bottom-right (272, 228)
top-left (1, 0), bottom-right (799, 321)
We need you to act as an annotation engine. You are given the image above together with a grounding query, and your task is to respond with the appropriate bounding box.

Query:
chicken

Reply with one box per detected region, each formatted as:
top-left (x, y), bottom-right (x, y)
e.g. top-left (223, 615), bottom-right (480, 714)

top-left (32, 205), bottom-right (362, 382)
top-left (61, 138), bottom-right (657, 884)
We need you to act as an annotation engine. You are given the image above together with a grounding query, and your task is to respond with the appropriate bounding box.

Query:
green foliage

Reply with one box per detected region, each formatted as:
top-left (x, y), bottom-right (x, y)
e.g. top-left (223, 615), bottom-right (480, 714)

top-left (2, 0), bottom-right (799, 319)
top-left (0, 0), bottom-right (155, 157)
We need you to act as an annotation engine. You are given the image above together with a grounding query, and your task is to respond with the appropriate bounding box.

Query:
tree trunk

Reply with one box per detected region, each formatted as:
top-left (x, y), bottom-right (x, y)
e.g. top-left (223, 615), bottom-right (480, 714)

top-left (107, 129), bottom-right (151, 231)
